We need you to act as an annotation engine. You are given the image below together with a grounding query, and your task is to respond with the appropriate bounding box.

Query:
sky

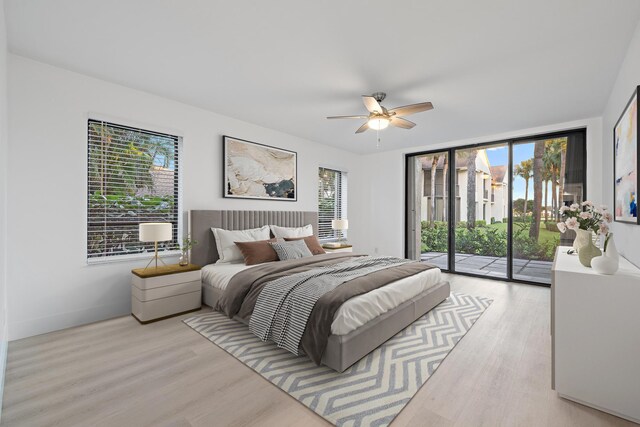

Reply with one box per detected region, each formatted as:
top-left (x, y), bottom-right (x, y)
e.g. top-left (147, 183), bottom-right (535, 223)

top-left (486, 143), bottom-right (536, 200)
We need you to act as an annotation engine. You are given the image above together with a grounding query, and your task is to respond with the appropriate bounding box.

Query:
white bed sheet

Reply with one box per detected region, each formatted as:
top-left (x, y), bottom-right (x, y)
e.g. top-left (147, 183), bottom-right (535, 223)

top-left (201, 261), bottom-right (442, 336)
top-left (201, 262), bottom-right (253, 291)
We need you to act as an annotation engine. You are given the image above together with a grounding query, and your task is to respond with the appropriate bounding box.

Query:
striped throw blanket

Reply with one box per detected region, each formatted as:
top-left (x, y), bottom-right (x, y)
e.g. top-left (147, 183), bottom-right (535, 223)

top-left (249, 256), bottom-right (411, 355)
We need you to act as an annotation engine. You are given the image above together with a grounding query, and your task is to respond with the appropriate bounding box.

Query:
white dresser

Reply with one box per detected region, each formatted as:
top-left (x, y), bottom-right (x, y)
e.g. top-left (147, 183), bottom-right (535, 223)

top-left (552, 247), bottom-right (640, 423)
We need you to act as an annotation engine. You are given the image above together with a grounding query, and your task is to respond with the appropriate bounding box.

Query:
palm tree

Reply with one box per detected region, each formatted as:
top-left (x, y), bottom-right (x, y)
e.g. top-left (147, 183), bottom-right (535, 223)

top-left (543, 141), bottom-right (560, 223)
top-left (465, 149), bottom-right (478, 228)
top-left (529, 141), bottom-right (545, 241)
top-left (89, 123), bottom-right (174, 196)
top-left (543, 138), bottom-right (567, 221)
top-left (514, 159), bottom-right (533, 218)
top-left (556, 138), bottom-right (568, 220)
top-left (442, 155), bottom-right (449, 221)
top-left (542, 166), bottom-right (552, 222)
top-left (430, 155), bottom-right (439, 224)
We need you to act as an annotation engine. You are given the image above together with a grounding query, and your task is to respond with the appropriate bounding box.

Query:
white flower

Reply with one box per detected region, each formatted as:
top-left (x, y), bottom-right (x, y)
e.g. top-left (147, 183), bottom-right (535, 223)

top-left (559, 206), bottom-right (570, 214)
top-left (599, 223), bottom-right (610, 235)
top-left (581, 200), bottom-right (593, 207)
top-left (579, 212), bottom-right (593, 220)
top-left (570, 203), bottom-right (580, 211)
top-left (557, 222), bottom-right (567, 233)
top-left (603, 212), bottom-right (613, 223)
top-left (566, 217), bottom-right (579, 230)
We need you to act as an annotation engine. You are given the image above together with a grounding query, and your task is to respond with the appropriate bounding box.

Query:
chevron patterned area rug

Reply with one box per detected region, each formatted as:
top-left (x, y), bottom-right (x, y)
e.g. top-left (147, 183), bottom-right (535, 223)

top-left (184, 292), bottom-right (492, 427)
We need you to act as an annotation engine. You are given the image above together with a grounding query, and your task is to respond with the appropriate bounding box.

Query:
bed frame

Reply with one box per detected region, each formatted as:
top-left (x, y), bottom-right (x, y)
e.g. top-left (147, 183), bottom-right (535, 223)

top-left (190, 209), bottom-right (450, 372)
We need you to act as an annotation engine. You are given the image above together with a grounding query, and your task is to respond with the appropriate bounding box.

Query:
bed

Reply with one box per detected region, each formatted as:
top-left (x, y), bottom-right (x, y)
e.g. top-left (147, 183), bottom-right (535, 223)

top-left (190, 210), bottom-right (450, 372)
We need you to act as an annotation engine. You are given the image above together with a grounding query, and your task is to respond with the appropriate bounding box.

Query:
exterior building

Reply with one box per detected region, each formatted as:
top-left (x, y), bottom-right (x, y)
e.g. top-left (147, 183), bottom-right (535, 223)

top-left (420, 149), bottom-right (509, 224)
top-left (489, 165), bottom-right (508, 222)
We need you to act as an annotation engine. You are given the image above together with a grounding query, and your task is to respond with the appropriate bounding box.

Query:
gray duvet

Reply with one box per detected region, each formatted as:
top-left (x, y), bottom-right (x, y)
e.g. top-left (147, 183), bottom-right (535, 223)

top-left (216, 253), bottom-right (436, 364)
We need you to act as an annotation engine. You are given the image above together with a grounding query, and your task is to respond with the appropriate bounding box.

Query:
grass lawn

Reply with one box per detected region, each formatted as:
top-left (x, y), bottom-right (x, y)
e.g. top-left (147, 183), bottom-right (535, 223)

top-left (486, 221), bottom-right (560, 245)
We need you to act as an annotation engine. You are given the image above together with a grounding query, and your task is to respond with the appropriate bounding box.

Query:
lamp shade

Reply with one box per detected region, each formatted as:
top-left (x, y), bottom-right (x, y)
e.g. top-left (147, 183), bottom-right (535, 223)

top-left (331, 219), bottom-right (349, 230)
top-left (139, 223), bottom-right (172, 242)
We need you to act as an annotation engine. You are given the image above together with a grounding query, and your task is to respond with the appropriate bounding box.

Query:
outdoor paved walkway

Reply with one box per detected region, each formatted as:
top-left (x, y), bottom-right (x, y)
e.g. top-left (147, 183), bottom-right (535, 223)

top-left (421, 252), bottom-right (552, 283)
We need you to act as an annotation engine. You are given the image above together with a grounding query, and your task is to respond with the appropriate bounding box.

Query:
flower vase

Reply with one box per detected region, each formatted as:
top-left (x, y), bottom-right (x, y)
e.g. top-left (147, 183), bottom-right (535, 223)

top-left (604, 233), bottom-right (619, 262)
top-left (573, 229), bottom-right (593, 253)
top-left (578, 237), bottom-right (601, 267)
top-left (179, 250), bottom-right (189, 266)
top-left (592, 234), bottom-right (619, 274)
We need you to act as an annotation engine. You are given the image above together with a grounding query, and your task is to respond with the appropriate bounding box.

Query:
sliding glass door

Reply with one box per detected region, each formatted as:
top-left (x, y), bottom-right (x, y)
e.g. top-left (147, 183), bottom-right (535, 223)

top-left (511, 133), bottom-right (586, 283)
top-left (406, 129), bottom-right (586, 286)
top-left (453, 144), bottom-right (508, 278)
top-left (406, 151), bottom-right (449, 270)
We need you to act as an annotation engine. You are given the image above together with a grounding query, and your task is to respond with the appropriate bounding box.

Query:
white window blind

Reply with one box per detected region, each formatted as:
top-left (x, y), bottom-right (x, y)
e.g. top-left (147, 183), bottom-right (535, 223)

top-left (318, 167), bottom-right (347, 240)
top-left (87, 119), bottom-right (181, 260)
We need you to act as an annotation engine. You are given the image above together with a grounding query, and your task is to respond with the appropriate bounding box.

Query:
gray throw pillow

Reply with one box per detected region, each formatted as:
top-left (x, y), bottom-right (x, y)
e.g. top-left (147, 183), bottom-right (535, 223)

top-left (270, 239), bottom-right (313, 260)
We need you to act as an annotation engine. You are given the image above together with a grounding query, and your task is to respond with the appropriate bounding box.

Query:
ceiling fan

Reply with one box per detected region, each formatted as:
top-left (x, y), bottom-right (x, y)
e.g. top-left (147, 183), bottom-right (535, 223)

top-left (327, 92), bottom-right (433, 134)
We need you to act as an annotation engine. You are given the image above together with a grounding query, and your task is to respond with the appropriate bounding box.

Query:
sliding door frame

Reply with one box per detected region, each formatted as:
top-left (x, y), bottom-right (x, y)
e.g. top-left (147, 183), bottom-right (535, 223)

top-left (404, 128), bottom-right (587, 287)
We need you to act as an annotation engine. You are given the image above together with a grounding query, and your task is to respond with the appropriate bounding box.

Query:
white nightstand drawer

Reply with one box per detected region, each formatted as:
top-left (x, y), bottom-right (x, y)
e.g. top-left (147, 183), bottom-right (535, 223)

top-left (132, 291), bottom-right (201, 323)
top-left (132, 270), bottom-right (201, 290)
top-left (132, 280), bottom-right (201, 302)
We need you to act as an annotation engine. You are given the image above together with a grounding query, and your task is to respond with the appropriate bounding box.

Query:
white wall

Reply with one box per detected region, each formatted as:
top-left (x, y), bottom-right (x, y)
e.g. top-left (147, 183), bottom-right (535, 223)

top-left (602, 20), bottom-right (640, 267)
top-left (350, 117), bottom-right (603, 258)
top-left (0, 0), bottom-right (9, 414)
top-left (6, 55), bottom-right (358, 340)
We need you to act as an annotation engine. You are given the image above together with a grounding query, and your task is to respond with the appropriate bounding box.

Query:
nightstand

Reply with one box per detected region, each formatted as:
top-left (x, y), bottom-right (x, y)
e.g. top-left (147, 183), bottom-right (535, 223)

top-left (131, 263), bottom-right (202, 323)
top-left (322, 244), bottom-right (353, 253)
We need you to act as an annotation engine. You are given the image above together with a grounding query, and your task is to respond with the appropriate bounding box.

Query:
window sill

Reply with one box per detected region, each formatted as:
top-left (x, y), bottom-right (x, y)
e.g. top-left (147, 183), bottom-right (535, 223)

top-left (87, 250), bottom-right (181, 265)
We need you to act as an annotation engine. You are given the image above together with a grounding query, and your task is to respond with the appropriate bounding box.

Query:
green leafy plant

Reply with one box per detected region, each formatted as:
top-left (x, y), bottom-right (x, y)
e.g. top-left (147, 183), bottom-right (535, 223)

top-left (421, 221), bottom-right (448, 253)
top-left (512, 221), bottom-right (557, 260)
top-left (181, 235), bottom-right (198, 252)
top-left (87, 192), bottom-right (177, 257)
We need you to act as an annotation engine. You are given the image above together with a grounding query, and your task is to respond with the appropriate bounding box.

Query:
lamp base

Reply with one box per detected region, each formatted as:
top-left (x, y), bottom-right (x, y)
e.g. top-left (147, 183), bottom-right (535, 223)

top-left (143, 243), bottom-right (167, 270)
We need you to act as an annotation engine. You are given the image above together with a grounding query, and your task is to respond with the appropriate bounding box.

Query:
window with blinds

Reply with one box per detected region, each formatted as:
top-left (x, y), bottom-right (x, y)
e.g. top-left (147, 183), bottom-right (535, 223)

top-left (87, 119), bottom-right (181, 261)
top-left (318, 167), bottom-right (347, 240)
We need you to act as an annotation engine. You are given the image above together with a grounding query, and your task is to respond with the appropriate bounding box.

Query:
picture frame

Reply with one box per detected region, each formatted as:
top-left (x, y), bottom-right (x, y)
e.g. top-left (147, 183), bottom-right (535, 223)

top-left (223, 135), bottom-right (297, 201)
top-left (613, 86), bottom-right (639, 224)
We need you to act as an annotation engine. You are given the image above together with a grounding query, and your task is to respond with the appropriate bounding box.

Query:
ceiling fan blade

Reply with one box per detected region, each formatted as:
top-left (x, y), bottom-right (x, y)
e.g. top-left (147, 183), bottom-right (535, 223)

top-left (327, 115), bottom-right (369, 119)
top-left (390, 117), bottom-right (416, 129)
top-left (355, 122), bottom-right (369, 133)
top-left (362, 96), bottom-right (384, 114)
top-left (388, 102), bottom-right (433, 117)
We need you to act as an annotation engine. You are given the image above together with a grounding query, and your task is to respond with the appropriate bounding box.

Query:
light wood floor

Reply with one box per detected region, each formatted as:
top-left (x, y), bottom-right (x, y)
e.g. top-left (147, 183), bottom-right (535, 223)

top-left (2, 274), bottom-right (636, 427)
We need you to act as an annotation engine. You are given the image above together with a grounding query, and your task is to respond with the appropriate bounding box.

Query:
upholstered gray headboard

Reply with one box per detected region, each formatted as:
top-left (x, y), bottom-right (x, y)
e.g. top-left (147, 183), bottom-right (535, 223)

top-left (189, 210), bottom-right (319, 266)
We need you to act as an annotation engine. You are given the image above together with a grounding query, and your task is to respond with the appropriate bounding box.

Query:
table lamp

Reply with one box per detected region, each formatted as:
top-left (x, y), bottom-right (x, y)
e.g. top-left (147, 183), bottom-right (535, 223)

top-left (139, 222), bottom-right (172, 269)
top-left (331, 219), bottom-right (349, 244)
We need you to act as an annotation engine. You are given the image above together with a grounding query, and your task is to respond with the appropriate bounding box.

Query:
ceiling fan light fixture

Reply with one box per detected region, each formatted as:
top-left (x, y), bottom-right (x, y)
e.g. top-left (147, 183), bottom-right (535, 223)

top-left (368, 117), bottom-right (389, 130)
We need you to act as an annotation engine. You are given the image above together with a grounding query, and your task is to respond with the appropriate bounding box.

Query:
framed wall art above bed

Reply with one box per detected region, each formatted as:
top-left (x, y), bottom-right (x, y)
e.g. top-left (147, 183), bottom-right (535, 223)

top-left (614, 86), bottom-right (639, 224)
top-left (223, 135), bottom-right (297, 201)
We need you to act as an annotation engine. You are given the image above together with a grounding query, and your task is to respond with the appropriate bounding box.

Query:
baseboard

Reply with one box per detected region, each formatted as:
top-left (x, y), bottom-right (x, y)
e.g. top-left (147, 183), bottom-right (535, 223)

top-left (558, 393), bottom-right (640, 424)
top-left (0, 323), bottom-right (8, 421)
top-left (8, 300), bottom-right (130, 341)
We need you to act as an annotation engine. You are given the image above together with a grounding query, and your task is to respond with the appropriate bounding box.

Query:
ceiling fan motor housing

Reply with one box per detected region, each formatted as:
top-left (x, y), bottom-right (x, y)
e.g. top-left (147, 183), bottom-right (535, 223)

top-left (371, 92), bottom-right (386, 103)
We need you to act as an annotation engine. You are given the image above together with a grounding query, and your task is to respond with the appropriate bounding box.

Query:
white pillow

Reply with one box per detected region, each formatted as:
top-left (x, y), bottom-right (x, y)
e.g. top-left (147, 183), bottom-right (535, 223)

top-left (211, 226), bottom-right (270, 263)
top-left (270, 224), bottom-right (313, 239)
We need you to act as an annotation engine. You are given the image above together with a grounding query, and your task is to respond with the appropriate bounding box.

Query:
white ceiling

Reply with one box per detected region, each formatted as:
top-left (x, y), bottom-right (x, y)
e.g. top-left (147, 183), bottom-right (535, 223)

top-left (5, 0), bottom-right (640, 153)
